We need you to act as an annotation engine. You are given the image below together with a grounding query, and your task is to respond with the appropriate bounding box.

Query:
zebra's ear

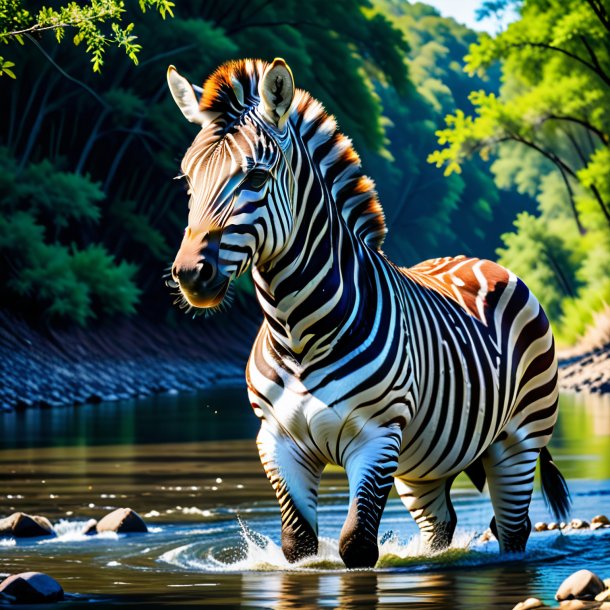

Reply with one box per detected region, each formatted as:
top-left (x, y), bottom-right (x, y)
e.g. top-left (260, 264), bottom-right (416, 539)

top-left (258, 58), bottom-right (294, 130)
top-left (167, 65), bottom-right (218, 127)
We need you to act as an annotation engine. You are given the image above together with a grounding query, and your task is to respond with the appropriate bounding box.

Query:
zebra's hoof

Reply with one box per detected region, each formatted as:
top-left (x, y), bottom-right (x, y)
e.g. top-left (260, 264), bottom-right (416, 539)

top-left (281, 526), bottom-right (318, 563)
top-left (339, 535), bottom-right (379, 569)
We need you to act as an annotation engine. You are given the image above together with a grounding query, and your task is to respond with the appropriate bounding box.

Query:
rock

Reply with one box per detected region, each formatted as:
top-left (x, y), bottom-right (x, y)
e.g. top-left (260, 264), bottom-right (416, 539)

top-left (0, 572), bottom-right (63, 603)
top-left (548, 522), bottom-right (559, 530)
top-left (570, 519), bottom-right (590, 530)
top-left (560, 522), bottom-right (568, 530)
top-left (591, 522), bottom-right (605, 530)
top-left (0, 512), bottom-right (56, 538)
top-left (596, 590), bottom-right (610, 602)
top-left (534, 522), bottom-right (548, 532)
top-left (559, 601), bottom-right (600, 610)
top-left (81, 518), bottom-right (98, 535)
top-left (591, 515), bottom-right (609, 526)
top-left (479, 528), bottom-right (493, 542)
top-left (556, 569), bottom-right (606, 601)
top-left (96, 508), bottom-right (147, 534)
top-left (512, 597), bottom-right (546, 609)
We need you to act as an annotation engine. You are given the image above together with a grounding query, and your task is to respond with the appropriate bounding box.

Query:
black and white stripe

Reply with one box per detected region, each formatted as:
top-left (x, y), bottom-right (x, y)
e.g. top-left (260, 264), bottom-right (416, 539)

top-left (168, 58), bottom-right (570, 567)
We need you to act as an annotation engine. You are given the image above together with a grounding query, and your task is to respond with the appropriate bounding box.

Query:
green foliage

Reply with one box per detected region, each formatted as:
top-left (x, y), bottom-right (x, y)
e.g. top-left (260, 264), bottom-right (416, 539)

top-left (0, 54), bottom-right (15, 76)
top-left (497, 212), bottom-right (583, 321)
top-left (362, 0), bottom-right (533, 264)
top-left (0, 147), bottom-right (140, 324)
top-left (109, 200), bottom-right (171, 262)
top-left (430, 0), bottom-right (610, 344)
top-left (1, 0), bottom-right (418, 324)
top-left (71, 244), bottom-right (140, 316)
top-left (19, 159), bottom-right (105, 228)
top-left (0, 0), bottom-right (175, 74)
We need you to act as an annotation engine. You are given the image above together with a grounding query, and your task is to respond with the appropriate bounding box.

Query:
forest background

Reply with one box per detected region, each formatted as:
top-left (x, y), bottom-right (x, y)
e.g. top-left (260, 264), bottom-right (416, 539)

top-left (1, 0), bottom-right (609, 348)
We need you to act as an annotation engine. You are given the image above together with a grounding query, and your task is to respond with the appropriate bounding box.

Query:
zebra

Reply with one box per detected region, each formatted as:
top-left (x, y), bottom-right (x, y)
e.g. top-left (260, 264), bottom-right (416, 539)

top-left (167, 58), bottom-right (570, 568)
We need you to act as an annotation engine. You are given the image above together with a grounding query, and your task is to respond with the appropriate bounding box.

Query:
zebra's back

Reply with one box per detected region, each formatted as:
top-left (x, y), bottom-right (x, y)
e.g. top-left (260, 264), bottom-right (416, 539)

top-left (395, 255), bottom-right (557, 480)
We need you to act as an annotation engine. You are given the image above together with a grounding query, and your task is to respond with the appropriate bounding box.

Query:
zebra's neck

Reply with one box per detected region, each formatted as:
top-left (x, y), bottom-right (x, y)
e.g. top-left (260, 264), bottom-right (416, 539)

top-left (252, 125), bottom-right (373, 367)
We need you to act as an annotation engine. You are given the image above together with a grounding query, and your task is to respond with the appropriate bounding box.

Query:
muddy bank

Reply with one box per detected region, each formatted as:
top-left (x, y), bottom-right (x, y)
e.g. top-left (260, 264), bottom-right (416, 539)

top-left (559, 343), bottom-right (610, 394)
top-left (0, 306), bottom-right (259, 411)
top-left (2, 303), bottom-right (608, 411)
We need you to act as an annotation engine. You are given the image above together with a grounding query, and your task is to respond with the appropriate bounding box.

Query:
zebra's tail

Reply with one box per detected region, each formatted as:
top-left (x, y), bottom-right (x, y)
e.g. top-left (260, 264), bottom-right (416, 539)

top-left (539, 446), bottom-right (571, 522)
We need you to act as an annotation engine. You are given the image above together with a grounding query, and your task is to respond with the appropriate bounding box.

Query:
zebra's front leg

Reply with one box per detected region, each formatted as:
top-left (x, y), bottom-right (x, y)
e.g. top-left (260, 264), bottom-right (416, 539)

top-left (339, 424), bottom-right (402, 568)
top-left (394, 476), bottom-right (457, 552)
top-left (257, 424), bottom-right (325, 563)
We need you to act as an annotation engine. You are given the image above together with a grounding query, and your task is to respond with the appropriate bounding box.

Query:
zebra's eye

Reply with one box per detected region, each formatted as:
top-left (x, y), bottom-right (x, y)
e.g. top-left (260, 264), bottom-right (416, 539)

top-left (247, 169), bottom-right (269, 191)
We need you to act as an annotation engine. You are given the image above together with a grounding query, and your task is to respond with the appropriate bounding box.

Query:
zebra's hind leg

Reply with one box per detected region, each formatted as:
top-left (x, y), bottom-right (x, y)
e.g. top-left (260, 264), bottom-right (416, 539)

top-left (482, 437), bottom-right (540, 553)
top-left (257, 424), bottom-right (325, 563)
top-left (394, 476), bottom-right (457, 552)
top-left (339, 423), bottom-right (402, 568)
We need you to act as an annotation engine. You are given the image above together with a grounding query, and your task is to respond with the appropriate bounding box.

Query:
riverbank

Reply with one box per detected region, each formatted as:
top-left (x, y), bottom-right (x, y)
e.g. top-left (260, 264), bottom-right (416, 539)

top-left (0, 307), bottom-right (259, 411)
top-left (558, 344), bottom-right (610, 394)
top-left (557, 306), bottom-right (610, 395)
top-left (2, 305), bottom-right (609, 411)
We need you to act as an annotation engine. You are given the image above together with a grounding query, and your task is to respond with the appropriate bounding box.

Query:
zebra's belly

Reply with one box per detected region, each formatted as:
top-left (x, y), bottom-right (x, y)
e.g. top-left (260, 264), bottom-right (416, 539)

top-left (395, 389), bottom-right (507, 481)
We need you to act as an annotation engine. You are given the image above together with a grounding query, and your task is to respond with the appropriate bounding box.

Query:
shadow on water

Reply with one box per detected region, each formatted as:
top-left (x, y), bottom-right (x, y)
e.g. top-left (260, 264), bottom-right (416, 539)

top-left (0, 389), bottom-right (609, 609)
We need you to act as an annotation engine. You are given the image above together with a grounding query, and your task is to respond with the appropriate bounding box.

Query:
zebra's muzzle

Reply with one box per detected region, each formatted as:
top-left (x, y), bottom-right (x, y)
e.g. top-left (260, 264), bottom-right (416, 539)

top-left (176, 269), bottom-right (230, 308)
top-left (172, 229), bottom-right (230, 308)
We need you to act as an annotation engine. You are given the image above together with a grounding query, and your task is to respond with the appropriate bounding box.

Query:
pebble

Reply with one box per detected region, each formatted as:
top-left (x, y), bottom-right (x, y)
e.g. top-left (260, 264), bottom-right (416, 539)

top-left (0, 572), bottom-right (63, 603)
top-left (591, 515), bottom-right (609, 525)
top-left (556, 569), bottom-right (606, 601)
top-left (479, 528), bottom-right (493, 542)
top-left (570, 519), bottom-right (590, 530)
top-left (534, 522), bottom-right (548, 532)
top-left (548, 522), bottom-right (559, 530)
top-left (81, 518), bottom-right (98, 536)
top-left (559, 601), bottom-right (600, 610)
top-left (596, 590), bottom-right (610, 602)
top-left (95, 508), bottom-right (147, 534)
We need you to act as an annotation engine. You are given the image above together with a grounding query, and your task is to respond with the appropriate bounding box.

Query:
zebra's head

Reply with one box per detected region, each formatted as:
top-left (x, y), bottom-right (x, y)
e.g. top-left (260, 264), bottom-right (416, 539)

top-left (167, 58), bottom-right (296, 309)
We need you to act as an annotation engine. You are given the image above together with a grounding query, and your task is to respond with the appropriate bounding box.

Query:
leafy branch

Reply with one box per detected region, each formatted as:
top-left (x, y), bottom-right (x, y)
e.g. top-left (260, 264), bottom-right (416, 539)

top-left (0, 0), bottom-right (175, 75)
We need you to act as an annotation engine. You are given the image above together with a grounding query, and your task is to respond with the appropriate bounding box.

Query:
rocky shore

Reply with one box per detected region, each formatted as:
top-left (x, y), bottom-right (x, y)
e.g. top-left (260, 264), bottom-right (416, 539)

top-left (1, 303), bottom-right (609, 411)
top-left (0, 306), bottom-right (260, 411)
top-left (557, 307), bottom-right (610, 395)
top-left (558, 344), bottom-right (610, 395)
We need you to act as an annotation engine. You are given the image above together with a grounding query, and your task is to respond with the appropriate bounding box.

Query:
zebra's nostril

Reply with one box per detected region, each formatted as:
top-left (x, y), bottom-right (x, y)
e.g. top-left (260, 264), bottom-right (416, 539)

top-left (171, 264), bottom-right (179, 279)
top-left (199, 259), bottom-right (216, 283)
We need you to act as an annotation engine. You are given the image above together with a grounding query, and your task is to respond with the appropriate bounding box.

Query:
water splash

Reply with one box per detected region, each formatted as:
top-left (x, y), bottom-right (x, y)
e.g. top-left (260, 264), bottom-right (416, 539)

top-left (36, 520), bottom-right (120, 544)
top-left (0, 538), bottom-right (16, 547)
top-left (157, 516), bottom-right (589, 574)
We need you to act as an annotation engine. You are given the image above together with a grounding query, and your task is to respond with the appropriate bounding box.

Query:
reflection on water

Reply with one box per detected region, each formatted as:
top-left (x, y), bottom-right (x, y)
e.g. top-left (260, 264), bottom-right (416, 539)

top-left (0, 388), bottom-right (609, 609)
top-left (0, 383), bottom-right (257, 449)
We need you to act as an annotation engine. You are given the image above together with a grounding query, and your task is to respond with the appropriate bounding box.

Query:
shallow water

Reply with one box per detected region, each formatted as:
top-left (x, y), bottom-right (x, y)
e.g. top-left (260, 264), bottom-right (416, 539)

top-left (1, 388), bottom-right (609, 609)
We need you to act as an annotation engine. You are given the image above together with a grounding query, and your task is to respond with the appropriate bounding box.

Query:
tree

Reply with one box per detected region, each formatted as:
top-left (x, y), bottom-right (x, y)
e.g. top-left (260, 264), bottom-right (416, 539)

top-left (0, 0), bottom-right (412, 324)
top-left (0, 0), bottom-right (175, 76)
top-left (361, 0), bottom-right (536, 265)
top-left (430, 0), bottom-right (610, 343)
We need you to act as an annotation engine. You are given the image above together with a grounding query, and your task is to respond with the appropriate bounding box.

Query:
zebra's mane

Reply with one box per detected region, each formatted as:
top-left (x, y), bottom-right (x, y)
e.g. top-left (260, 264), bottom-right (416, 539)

top-left (198, 59), bottom-right (387, 250)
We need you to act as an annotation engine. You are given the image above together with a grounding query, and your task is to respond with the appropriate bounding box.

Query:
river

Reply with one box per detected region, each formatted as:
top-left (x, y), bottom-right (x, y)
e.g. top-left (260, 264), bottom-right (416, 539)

top-left (1, 387), bottom-right (609, 609)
